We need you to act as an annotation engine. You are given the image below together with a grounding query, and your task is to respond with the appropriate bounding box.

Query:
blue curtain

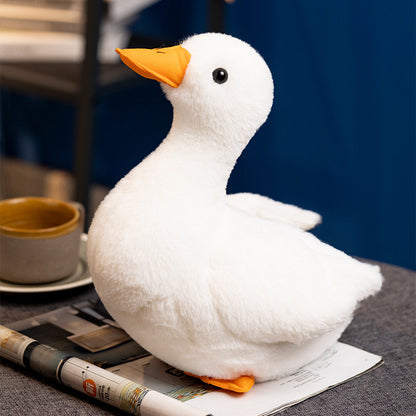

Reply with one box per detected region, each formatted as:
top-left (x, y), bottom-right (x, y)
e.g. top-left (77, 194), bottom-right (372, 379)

top-left (1, 0), bottom-right (415, 269)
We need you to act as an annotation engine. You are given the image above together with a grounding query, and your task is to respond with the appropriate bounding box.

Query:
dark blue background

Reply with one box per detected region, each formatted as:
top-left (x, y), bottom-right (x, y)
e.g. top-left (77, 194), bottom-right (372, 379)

top-left (1, 0), bottom-right (415, 269)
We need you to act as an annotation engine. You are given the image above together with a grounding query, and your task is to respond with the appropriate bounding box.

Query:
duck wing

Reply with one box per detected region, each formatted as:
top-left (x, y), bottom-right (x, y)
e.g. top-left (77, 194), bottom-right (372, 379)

top-left (208, 209), bottom-right (382, 345)
top-left (226, 193), bottom-right (321, 230)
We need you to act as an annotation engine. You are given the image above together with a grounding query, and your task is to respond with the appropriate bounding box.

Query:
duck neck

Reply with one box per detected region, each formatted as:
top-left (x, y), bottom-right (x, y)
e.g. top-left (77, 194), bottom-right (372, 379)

top-left (157, 109), bottom-right (250, 198)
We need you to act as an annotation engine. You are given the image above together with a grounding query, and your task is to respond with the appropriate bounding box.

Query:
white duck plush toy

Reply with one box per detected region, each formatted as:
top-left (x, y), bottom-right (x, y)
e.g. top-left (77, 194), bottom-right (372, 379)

top-left (87, 33), bottom-right (382, 393)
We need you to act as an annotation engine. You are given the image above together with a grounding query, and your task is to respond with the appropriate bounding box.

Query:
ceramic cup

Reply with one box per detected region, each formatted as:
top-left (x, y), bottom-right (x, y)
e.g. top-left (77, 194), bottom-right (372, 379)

top-left (0, 197), bottom-right (84, 284)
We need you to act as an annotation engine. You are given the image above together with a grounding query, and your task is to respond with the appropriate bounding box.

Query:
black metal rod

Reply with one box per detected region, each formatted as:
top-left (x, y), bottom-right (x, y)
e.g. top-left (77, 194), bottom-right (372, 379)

top-left (208, 0), bottom-right (225, 33)
top-left (73, 0), bottom-right (103, 227)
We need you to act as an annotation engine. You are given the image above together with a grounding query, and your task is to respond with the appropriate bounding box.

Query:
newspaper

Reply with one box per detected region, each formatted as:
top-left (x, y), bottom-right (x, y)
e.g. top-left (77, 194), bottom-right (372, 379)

top-left (3, 300), bottom-right (383, 415)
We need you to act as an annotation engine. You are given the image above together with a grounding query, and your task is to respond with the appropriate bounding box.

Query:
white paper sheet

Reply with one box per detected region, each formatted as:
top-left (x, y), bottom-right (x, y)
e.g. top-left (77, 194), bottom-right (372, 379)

top-left (110, 342), bottom-right (382, 416)
top-left (189, 343), bottom-right (382, 415)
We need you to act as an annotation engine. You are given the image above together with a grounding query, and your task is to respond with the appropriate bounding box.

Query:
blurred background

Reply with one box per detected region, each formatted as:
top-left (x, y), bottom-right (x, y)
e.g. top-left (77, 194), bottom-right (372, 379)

top-left (0, 0), bottom-right (415, 270)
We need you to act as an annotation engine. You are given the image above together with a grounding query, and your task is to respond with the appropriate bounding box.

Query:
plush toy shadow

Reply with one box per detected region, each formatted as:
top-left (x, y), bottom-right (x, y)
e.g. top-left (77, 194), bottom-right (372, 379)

top-left (87, 33), bottom-right (382, 393)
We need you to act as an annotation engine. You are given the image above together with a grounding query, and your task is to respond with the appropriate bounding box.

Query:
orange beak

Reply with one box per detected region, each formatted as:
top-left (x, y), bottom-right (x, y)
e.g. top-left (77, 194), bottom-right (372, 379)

top-left (115, 45), bottom-right (191, 88)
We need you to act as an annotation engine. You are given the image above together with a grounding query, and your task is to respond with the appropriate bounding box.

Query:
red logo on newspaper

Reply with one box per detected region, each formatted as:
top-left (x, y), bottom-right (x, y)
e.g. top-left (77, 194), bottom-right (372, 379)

top-left (83, 379), bottom-right (97, 397)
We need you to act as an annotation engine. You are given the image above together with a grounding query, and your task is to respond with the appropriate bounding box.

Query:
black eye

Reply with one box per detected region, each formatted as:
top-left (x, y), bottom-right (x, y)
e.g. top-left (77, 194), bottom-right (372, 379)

top-left (212, 68), bottom-right (228, 84)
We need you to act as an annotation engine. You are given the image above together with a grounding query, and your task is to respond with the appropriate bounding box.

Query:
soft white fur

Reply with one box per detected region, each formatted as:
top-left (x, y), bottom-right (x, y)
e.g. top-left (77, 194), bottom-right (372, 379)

top-left (87, 33), bottom-right (382, 382)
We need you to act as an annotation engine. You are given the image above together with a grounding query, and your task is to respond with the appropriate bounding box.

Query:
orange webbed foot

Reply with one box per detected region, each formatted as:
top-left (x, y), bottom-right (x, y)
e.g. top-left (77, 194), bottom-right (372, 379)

top-left (185, 372), bottom-right (255, 393)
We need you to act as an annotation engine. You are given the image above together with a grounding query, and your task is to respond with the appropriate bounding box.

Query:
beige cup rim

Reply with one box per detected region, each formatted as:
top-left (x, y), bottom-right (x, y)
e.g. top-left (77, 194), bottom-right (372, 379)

top-left (0, 197), bottom-right (80, 239)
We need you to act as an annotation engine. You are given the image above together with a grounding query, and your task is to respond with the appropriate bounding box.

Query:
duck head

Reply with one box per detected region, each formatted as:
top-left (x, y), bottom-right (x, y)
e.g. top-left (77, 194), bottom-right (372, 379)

top-left (117, 33), bottom-right (274, 151)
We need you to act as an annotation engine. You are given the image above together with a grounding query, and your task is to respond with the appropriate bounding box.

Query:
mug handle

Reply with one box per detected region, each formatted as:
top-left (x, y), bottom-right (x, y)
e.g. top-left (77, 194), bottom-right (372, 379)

top-left (70, 201), bottom-right (85, 231)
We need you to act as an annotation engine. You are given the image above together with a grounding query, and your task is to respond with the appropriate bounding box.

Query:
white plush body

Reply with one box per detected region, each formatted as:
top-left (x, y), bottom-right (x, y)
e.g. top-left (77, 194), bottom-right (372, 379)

top-left (88, 33), bottom-right (382, 381)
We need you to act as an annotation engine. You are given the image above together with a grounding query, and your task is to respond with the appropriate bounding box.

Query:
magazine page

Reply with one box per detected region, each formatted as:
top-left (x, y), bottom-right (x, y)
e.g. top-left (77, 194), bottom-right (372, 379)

top-left (186, 343), bottom-right (383, 416)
